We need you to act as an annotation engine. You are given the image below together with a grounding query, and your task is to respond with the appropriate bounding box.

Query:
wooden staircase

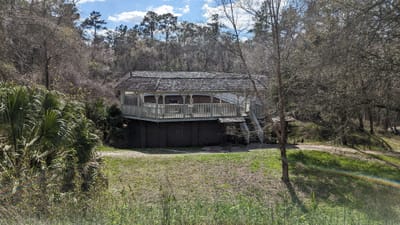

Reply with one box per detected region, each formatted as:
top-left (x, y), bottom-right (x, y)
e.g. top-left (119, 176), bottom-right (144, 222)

top-left (239, 110), bottom-right (264, 144)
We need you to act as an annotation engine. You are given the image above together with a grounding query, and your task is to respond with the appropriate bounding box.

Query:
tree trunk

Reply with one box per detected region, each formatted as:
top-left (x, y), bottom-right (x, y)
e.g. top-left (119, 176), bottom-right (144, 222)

top-left (44, 59), bottom-right (50, 90)
top-left (368, 107), bottom-right (374, 134)
top-left (43, 41), bottom-right (50, 90)
top-left (384, 108), bottom-right (390, 131)
top-left (270, 0), bottom-right (289, 183)
top-left (358, 112), bottom-right (364, 131)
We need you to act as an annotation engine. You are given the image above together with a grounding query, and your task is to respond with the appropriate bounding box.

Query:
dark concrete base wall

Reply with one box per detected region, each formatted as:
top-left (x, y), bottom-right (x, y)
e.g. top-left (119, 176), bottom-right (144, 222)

top-left (125, 119), bottom-right (226, 148)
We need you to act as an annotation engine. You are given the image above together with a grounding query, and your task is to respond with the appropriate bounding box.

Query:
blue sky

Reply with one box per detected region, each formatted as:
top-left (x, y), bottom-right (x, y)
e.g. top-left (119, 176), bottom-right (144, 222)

top-left (77, 0), bottom-right (218, 29)
top-left (76, 0), bottom-right (260, 32)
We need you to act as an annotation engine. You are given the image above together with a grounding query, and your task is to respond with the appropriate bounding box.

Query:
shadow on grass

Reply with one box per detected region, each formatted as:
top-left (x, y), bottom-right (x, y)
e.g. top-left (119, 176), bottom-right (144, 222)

top-left (350, 132), bottom-right (394, 152)
top-left (289, 151), bottom-right (400, 222)
top-left (284, 181), bottom-right (308, 213)
top-left (354, 149), bottom-right (400, 170)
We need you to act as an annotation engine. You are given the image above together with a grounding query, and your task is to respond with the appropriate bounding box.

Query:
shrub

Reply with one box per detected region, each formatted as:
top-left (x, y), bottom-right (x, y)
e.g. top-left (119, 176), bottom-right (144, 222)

top-left (0, 83), bottom-right (105, 216)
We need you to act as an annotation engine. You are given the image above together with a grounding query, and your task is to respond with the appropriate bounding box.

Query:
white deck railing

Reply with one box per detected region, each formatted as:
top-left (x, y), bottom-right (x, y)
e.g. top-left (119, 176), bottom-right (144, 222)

top-left (121, 103), bottom-right (242, 120)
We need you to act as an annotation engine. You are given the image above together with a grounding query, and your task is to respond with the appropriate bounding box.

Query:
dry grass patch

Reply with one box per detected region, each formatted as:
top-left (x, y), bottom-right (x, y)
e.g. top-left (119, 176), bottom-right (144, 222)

top-left (104, 151), bottom-right (284, 204)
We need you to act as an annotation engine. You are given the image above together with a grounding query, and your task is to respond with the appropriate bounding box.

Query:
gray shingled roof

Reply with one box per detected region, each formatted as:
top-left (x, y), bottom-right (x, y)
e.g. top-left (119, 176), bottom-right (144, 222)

top-left (116, 71), bottom-right (267, 93)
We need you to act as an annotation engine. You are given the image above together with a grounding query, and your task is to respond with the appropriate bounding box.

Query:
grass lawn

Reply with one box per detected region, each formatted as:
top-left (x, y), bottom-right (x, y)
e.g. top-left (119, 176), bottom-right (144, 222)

top-left (59, 148), bottom-right (400, 225)
top-left (9, 147), bottom-right (400, 224)
top-left (382, 135), bottom-right (400, 152)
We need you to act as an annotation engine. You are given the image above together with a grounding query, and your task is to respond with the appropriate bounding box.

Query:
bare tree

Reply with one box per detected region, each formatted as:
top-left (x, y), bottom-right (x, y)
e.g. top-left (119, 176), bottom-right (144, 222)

top-left (219, 0), bottom-right (263, 100)
top-left (264, 0), bottom-right (289, 183)
top-left (219, 0), bottom-right (290, 182)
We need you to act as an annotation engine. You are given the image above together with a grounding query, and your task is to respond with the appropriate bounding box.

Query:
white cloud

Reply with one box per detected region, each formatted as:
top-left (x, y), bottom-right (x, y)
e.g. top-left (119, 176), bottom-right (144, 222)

top-left (202, 0), bottom-right (264, 31)
top-left (108, 4), bottom-right (186, 24)
top-left (148, 5), bottom-right (182, 16)
top-left (202, 4), bottom-right (251, 31)
top-left (96, 28), bottom-right (112, 37)
top-left (84, 27), bottom-right (113, 41)
top-left (76, 0), bottom-right (105, 5)
top-left (179, 5), bottom-right (190, 14)
top-left (108, 11), bottom-right (147, 23)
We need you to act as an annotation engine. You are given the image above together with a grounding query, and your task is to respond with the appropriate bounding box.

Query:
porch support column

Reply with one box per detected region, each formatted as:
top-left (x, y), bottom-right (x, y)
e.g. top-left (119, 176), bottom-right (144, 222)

top-left (182, 94), bottom-right (186, 118)
top-left (236, 94), bottom-right (241, 116)
top-left (189, 94), bottom-right (193, 117)
top-left (244, 91), bottom-right (249, 113)
top-left (155, 94), bottom-right (159, 119)
top-left (162, 95), bottom-right (166, 118)
top-left (210, 93), bottom-right (215, 117)
top-left (120, 91), bottom-right (125, 104)
top-left (140, 94), bottom-right (145, 117)
top-left (120, 91), bottom-right (126, 115)
top-left (139, 94), bottom-right (144, 106)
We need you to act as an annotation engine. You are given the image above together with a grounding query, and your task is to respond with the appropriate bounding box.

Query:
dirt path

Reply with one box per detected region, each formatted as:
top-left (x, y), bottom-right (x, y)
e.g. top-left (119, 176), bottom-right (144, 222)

top-left (99, 144), bottom-right (400, 159)
top-left (296, 144), bottom-right (400, 157)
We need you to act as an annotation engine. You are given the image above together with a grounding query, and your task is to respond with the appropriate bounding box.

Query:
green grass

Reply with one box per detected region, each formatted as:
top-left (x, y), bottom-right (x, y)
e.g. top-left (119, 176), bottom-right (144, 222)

top-left (99, 149), bottom-right (400, 224)
top-left (3, 148), bottom-right (400, 224)
top-left (381, 135), bottom-right (400, 151)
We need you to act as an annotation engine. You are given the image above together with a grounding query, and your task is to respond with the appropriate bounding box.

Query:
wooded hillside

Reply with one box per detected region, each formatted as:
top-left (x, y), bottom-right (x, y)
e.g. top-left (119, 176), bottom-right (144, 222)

top-left (0, 0), bottom-right (399, 137)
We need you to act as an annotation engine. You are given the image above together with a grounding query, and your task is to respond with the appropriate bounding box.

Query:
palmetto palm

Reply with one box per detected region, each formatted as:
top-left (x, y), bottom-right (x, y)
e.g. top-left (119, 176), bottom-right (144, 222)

top-left (0, 84), bottom-right (100, 199)
top-left (0, 86), bottom-right (67, 170)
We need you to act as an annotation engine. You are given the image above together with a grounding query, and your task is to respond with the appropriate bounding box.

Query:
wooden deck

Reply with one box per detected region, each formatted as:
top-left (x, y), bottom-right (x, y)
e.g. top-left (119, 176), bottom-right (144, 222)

top-left (121, 103), bottom-right (245, 121)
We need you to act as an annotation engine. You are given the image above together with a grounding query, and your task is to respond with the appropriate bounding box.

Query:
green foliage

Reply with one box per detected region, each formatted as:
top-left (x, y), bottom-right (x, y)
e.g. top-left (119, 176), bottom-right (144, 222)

top-left (105, 104), bottom-right (125, 146)
top-left (288, 121), bottom-right (333, 144)
top-left (85, 101), bottom-right (125, 146)
top-left (80, 11), bottom-right (107, 41)
top-left (85, 99), bottom-right (107, 137)
top-left (2, 148), bottom-right (398, 224)
top-left (0, 83), bottom-right (105, 215)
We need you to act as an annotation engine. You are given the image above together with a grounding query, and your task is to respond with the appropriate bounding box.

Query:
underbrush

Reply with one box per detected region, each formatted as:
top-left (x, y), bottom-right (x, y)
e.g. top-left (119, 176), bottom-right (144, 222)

top-left (287, 121), bottom-right (333, 144)
top-left (288, 120), bottom-right (399, 151)
top-left (3, 149), bottom-right (399, 224)
top-left (0, 84), bottom-right (106, 223)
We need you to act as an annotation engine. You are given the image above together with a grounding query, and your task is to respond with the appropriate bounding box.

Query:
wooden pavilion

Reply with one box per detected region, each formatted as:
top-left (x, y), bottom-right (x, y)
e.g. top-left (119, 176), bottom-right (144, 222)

top-left (116, 71), bottom-right (267, 147)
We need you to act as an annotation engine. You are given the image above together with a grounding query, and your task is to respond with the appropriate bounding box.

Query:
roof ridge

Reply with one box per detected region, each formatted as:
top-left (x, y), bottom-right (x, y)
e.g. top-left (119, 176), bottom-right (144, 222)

top-left (128, 76), bottom-right (253, 80)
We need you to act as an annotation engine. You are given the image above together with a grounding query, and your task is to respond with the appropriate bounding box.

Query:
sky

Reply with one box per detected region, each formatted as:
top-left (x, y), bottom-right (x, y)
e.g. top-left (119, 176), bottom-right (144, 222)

top-left (76, 0), bottom-right (262, 32)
